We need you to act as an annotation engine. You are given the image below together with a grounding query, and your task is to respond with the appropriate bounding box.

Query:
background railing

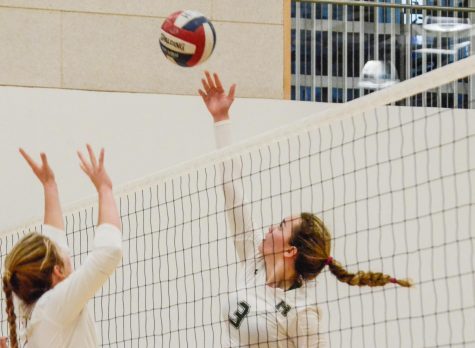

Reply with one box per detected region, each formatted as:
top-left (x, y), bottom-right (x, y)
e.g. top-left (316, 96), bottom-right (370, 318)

top-left (291, 0), bottom-right (475, 108)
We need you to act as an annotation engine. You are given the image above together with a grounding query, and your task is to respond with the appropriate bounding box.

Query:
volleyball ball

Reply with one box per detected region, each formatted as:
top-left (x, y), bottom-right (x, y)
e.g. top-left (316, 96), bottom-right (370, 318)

top-left (159, 10), bottom-right (216, 67)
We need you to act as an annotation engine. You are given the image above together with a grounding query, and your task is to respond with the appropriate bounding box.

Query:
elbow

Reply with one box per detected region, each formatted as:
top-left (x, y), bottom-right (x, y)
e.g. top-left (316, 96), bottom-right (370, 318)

top-left (96, 246), bottom-right (122, 276)
top-left (98, 242), bottom-right (123, 273)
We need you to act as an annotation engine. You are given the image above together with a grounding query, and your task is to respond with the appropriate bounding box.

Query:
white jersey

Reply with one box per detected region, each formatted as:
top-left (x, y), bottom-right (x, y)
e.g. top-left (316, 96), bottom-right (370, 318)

top-left (17, 223), bottom-right (122, 348)
top-left (215, 121), bottom-right (328, 348)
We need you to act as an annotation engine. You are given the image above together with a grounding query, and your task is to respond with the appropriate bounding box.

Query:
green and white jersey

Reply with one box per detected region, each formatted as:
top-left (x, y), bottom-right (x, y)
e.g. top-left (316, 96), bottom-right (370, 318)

top-left (215, 121), bottom-right (328, 348)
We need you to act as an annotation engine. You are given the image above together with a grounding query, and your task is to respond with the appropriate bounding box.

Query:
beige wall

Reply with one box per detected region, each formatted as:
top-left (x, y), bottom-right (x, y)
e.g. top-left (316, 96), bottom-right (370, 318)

top-left (0, 1), bottom-right (286, 98)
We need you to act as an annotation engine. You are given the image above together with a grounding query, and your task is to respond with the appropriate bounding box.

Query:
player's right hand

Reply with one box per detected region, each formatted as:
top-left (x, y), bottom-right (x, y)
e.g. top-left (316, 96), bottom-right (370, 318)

top-left (198, 71), bottom-right (236, 123)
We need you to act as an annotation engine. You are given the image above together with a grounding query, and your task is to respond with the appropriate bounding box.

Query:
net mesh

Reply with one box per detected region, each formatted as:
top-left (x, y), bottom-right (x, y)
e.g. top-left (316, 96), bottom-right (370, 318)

top-left (1, 58), bottom-right (475, 347)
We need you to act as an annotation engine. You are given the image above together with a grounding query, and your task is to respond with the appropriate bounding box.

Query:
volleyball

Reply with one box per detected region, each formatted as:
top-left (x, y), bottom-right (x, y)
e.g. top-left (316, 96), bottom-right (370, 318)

top-left (159, 10), bottom-right (216, 67)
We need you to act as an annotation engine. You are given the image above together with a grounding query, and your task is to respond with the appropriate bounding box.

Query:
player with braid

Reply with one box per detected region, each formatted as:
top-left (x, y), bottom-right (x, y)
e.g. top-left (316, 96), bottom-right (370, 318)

top-left (199, 71), bottom-right (412, 347)
top-left (2, 145), bottom-right (122, 348)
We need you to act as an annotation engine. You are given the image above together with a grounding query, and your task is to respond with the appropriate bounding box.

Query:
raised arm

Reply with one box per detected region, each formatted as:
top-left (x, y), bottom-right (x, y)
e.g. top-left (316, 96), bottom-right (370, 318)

top-left (40, 145), bottom-right (122, 325)
top-left (19, 149), bottom-right (64, 230)
top-left (199, 72), bottom-right (257, 262)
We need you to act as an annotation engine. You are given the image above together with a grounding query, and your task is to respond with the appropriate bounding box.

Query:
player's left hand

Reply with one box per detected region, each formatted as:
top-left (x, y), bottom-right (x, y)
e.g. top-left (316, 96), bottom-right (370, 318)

top-left (77, 144), bottom-right (112, 192)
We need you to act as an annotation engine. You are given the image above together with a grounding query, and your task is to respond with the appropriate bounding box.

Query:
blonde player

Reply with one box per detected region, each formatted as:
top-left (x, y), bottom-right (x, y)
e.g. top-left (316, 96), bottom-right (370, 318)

top-left (199, 72), bottom-right (411, 347)
top-left (2, 145), bottom-right (122, 348)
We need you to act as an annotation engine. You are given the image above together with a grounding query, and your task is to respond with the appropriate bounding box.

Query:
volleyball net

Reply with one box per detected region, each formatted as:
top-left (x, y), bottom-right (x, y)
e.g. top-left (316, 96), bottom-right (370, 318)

top-left (1, 55), bottom-right (475, 347)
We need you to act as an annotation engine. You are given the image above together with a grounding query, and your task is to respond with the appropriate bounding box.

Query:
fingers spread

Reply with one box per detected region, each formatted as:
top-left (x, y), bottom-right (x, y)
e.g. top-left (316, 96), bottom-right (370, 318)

top-left (40, 152), bottom-right (49, 167)
top-left (205, 71), bottom-right (215, 90)
top-left (99, 148), bottom-right (105, 168)
top-left (198, 89), bottom-right (208, 100)
top-left (201, 78), bottom-right (210, 93)
top-left (79, 162), bottom-right (90, 176)
top-left (86, 144), bottom-right (98, 168)
top-left (19, 148), bottom-right (39, 171)
top-left (77, 151), bottom-right (92, 174)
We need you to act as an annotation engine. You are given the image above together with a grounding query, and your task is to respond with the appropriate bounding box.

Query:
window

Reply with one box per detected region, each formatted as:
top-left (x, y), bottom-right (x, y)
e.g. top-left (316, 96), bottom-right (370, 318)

top-left (315, 4), bottom-right (329, 20)
top-left (347, 33), bottom-right (360, 77)
top-left (315, 87), bottom-right (328, 102)
top-left (300, 30), bottom-right (312, 75)
top-left (316, 31), bottom-right (328, 76)
top-left (332, 32), bottom-right (343, 77)
top-left (291, 29), bottom-right (296, 75)
top-left (332, 88), bottom-right (343, 103)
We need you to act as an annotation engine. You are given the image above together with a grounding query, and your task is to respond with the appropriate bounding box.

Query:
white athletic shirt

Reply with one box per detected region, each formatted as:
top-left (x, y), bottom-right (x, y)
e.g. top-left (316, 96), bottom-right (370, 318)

top-left (17, 223), bottom-right (122, 348)
top-left (215, 121), bottom-right (328, 348)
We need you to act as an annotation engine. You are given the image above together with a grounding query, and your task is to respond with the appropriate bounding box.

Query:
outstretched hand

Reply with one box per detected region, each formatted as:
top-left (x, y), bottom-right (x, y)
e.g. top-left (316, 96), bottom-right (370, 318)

top-left (0, 336), bottom-right (7, 348)
top-left (77, 144), bottom-right (112, 192)
top-left (198, 71), bottom-right (236, 123)
top-left (19, 148), bottom-right (56, 186)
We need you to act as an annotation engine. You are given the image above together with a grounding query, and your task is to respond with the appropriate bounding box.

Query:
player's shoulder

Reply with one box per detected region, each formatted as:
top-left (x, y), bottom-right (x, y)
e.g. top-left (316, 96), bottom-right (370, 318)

top-left (291, 306), bottom-right (323, 337)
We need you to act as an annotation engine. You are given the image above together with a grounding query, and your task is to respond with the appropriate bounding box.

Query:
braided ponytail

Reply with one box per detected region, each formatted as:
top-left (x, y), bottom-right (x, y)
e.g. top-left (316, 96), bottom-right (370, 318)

top-left (3, 276), bottom-right (19, 348)
top-left (326, 258), bottom-right (412, 287)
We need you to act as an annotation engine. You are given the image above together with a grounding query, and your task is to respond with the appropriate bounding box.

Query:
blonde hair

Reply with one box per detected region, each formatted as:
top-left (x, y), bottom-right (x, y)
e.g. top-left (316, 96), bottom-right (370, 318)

top-left (290, 213), bottom-right (412, 288)
top-left (2, 233), bottom-right (64, 348)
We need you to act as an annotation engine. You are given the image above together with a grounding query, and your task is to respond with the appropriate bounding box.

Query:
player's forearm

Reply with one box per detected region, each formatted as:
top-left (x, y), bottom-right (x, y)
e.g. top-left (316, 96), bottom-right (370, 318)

top-left (97, 186), bottom-right (121, 230)
top-left (215, 120), bottom-right (241, 211)
top-left (214, 120), bottom-right (233, 149)
top-left (43, 182), bottom-right (64, 230)
top-left (216, 120), bottom-right (253, 235)
top-left (222, 158), bottom-right (254, 238)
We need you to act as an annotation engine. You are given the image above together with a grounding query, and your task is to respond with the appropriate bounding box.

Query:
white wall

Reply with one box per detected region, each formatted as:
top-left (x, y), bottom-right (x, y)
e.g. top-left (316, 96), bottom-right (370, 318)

top-left (0, 85), bottom-right (332, 233)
